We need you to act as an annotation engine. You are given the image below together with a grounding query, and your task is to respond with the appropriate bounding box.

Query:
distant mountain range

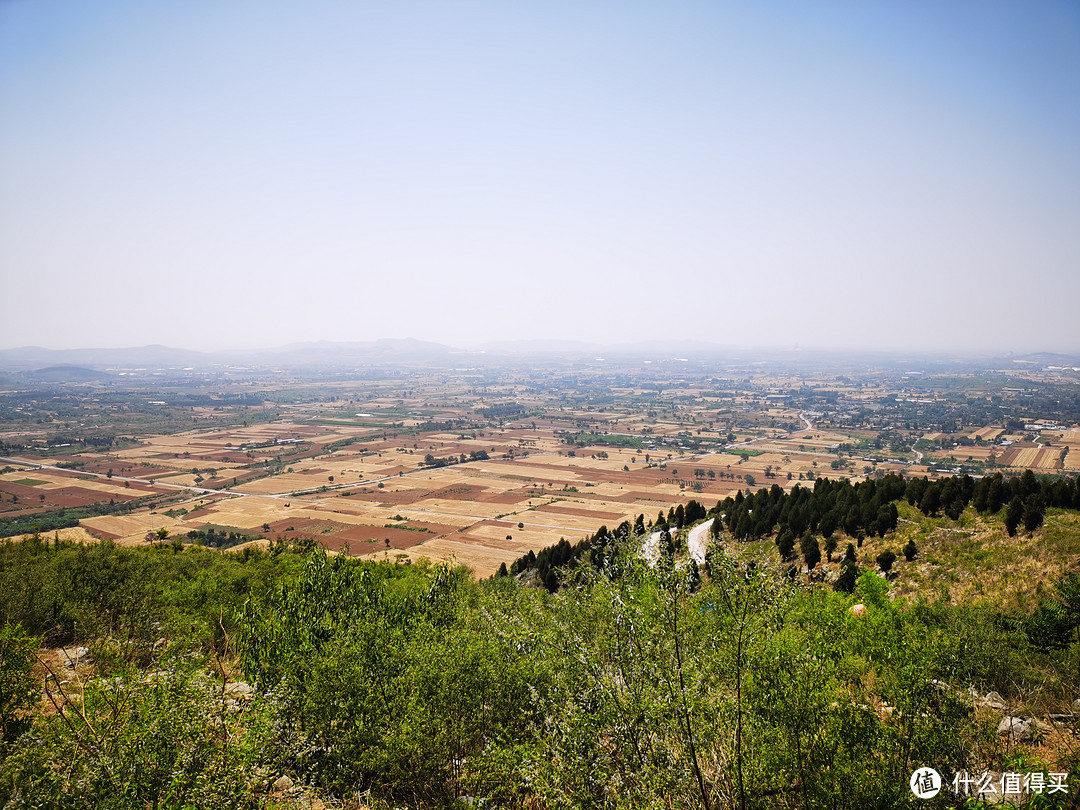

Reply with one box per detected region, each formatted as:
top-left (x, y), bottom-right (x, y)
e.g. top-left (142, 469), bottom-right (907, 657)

top-left (24, 364), bottom-right (115, 383)
top-left (0, 340), bottom-right (460, 373)
top-left (0, 341), bottom-right (1077, 375)
top-left (1002, 352), bottom-right (1080, 367)
top-left (0, 344), bottom-right (213, 372)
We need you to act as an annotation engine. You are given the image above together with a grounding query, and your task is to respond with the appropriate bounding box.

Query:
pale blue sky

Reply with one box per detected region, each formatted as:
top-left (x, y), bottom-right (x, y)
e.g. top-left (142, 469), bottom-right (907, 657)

top-left (1, 1), bottom-right (1078, 353)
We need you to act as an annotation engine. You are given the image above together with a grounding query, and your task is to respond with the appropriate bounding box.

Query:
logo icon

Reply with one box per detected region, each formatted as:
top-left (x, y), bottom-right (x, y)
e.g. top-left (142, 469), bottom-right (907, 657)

top-left (910, 767), bottom-right (942, 798)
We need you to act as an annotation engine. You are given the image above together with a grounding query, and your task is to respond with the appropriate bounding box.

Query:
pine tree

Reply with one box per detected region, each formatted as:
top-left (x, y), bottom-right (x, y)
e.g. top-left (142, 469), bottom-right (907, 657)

top-left (800, 534), bottom-right (821, 570)
top-left (903, 539), bottom-right (918, 561)
top-left (1023, 495), bottom-right (1045, 533)
top-left (660, 529), bottom-right (675, 561)
top-left (776, 527), bottom-right (795, 562)
top-left (834, 563), bottom-right (858, 593)
top-left (876, 549), bottom-right (897, 573)
top-left (1005, 496), bottom-right (1023, 537)
top-left (687, 558), bottom-right (701, 593)
top-left (824, 534), bottom-right (838, 561)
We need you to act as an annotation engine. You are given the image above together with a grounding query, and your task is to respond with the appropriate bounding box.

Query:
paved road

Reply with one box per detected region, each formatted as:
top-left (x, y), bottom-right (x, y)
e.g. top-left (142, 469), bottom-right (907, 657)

top-left (641, 519), bottom-right (711, 566)
top-left (686, 520), bottom-right (711, 564)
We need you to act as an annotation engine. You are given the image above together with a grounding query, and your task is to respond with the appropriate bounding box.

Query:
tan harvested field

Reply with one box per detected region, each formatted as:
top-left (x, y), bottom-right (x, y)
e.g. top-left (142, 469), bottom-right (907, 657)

top-left (81, 513), bottom-right (191, 543)
top-left (1, 470), bottom-right (137, 499)
top-left (1052, 430), bottom-right (1080, 472)
top-left (465, 522), bottom-right (571, 547)
top-left (933, 446), bottom-right (997, 463)
top-left (999, 445), bottom-right (1065, 471)
top-left (10, 526), bottom-right (99, 545)
top-left (6, 415), bottom-right (749, 572)
top-left (357, 537), bottom-right (523, 572)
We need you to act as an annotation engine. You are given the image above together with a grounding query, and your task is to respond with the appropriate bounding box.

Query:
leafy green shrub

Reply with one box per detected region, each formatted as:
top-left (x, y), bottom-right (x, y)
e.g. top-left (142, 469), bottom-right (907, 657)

top-left (235, 551), bottom-right (528, 804)
top-left (0, 664), bottom-right (259, 809)
top-left (856, 570), bottom-right (889, 608)
top-left (0, 623), bottom-right (37, 745)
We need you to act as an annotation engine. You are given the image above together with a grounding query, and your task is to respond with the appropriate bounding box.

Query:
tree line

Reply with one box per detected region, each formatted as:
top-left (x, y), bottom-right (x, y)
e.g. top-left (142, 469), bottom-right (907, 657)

top-left (421, 449), bottom-right (489, 468)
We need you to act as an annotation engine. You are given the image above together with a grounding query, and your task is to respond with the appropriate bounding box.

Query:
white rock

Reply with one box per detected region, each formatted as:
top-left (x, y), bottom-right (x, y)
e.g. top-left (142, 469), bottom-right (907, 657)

top-left (60, 646), bottom-right (90, 667)
top-left (273, 775), bottom-right (294, 792)
top-left (996, 716), bottom-right (1040, 742)
top-left (224, 681), bottom-right (253, 699)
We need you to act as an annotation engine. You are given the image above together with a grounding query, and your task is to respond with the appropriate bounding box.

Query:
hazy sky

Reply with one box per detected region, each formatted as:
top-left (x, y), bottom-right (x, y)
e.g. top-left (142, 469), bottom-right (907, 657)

top-left (2, 1), bottom-right (1078, 354)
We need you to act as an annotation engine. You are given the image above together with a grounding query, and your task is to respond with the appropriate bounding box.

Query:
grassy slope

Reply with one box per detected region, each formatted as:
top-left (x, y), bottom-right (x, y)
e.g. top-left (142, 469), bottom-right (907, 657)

top-left (857, 503), bottom-right (1080, 612)
top-left (676, 504), bottom-right (1080, 774)
top-left (690, 501), bottom-right (1080, 612)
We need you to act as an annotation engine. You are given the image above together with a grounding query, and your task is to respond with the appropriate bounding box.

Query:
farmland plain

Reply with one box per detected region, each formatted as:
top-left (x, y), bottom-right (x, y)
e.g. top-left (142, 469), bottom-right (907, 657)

top-left (2, 346), bottom-right (1079, 576)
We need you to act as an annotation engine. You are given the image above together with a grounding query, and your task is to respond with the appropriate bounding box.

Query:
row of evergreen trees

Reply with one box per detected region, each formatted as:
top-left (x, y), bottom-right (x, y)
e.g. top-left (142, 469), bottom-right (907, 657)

top-left (500, 472), bottom-right (1080, 591)
top-left (908, 470), bottom-right (1080, 536)
top-left (720, 476), bottom-right (905, 545)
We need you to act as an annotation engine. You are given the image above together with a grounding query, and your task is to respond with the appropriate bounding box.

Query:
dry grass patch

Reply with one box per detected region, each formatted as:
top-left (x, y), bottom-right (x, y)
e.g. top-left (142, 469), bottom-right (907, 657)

top-left (358, 537), bottom-right (520, 576)
top-left (80, 514), bottom-right (189, 544)
top-left (854, 505), bottom-right (1080, 612)
top-left (9, 526), bottom-right (99, 545)
top-left (466, 522), bottom-right (582, 549)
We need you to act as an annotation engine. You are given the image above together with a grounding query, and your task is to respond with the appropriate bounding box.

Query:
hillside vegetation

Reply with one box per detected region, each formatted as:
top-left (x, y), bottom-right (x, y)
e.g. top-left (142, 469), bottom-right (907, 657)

top-left (1, 474), bottom-right (1079, 808)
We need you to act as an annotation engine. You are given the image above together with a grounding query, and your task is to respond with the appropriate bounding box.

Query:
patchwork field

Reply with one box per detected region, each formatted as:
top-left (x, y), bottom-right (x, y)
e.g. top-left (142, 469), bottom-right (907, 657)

top-left (1, 414), bottom-right (792, 573)
top-left (4, 366), bottom-right (1078, 577)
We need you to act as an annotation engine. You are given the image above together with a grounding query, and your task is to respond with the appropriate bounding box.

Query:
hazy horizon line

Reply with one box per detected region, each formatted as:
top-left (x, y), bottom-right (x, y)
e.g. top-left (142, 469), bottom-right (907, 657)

top-left (2, 337), bottom-right (1079, 360)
